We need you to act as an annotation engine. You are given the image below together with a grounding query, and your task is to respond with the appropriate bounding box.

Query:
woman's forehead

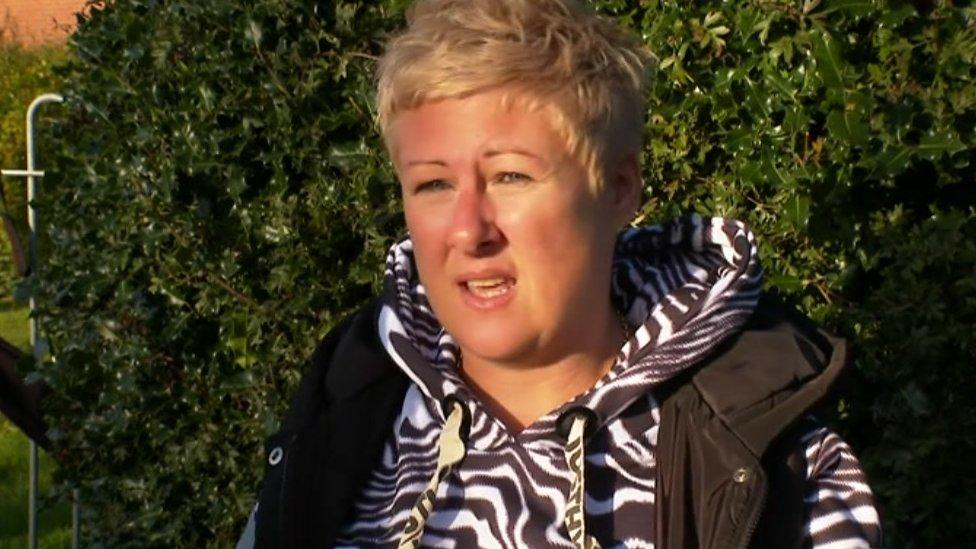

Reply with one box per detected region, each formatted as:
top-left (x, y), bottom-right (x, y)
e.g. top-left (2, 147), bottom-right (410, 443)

top-left (389, 90), bottom-right (569, 167)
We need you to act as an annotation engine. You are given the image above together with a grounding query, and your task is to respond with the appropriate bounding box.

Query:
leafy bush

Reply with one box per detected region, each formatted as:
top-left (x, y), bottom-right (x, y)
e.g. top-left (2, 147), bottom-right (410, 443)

top-left (35, 1), bottom-right (403, 546)
top-left (620, 2), bottom-right (976, 545)
top-left (0, 39), bottom-right (65, 299)
top-left (31, 0), bottom-right (975, 546)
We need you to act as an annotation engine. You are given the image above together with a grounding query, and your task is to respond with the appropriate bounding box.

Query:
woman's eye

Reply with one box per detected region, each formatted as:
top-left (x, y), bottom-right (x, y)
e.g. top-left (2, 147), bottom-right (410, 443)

top-left (415, 179), bottom-right (450, 193)
top-left (495, 172), bottom-right (532, 184)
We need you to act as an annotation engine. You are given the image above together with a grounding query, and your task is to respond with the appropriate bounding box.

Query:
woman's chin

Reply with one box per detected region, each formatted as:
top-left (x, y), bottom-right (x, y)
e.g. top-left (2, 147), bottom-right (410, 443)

top-left (452, 323), bottom-right (539, 366)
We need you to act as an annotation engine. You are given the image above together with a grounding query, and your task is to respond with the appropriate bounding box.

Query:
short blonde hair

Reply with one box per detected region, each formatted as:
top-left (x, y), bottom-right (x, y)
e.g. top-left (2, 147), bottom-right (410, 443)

top-left (376, 0), bottom-right (651, 191)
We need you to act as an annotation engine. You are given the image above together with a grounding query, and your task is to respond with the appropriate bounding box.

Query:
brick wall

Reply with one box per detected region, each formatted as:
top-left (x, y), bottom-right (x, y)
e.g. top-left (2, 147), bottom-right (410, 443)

top-left (0, 0), bottom-right (87, 46)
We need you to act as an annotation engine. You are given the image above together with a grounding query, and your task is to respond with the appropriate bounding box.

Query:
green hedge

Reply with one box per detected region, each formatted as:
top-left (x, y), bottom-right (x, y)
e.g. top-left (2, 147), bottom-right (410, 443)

top-left (30, 0), bottom-right (975, 546)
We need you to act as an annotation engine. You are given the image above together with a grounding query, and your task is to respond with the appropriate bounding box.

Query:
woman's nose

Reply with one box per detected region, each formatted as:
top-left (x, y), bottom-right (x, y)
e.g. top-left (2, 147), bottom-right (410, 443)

top-left (446, 187), bottom-right (502, 254)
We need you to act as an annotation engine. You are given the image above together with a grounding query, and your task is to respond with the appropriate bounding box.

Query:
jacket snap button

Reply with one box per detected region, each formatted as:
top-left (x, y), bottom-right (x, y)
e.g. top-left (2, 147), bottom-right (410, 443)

top-left (732, 467), bottom-right (749, 483)
top-left (268, 446), bottom-right (284, 466)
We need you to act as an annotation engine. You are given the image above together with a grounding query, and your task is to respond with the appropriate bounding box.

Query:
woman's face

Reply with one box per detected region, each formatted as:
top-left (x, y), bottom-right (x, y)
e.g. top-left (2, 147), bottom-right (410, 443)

top-left (389, 88), bottom-right (638, 367)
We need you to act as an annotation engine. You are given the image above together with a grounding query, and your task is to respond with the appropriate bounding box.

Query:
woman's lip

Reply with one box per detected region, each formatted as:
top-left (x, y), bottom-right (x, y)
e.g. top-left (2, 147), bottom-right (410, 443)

top-left (458, 279), bottom-right (517, 310)
top-left (456, 269), bottom-right (516, 284)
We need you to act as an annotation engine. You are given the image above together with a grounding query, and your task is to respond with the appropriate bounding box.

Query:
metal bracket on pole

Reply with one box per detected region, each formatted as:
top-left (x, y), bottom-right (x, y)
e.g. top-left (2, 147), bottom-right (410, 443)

top-left (2, 92), bottom-right (66, 549)
top-left (1, 169), bottom-right (46, 178)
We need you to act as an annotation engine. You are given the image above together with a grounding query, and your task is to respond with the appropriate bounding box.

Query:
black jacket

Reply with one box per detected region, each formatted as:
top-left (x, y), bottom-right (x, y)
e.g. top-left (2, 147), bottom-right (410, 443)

top-left (251, 294), bottom-right (847, 548)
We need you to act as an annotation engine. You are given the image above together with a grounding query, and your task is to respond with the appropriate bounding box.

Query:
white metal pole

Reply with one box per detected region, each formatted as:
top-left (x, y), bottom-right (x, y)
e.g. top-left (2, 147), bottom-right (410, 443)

top-left (72, 488), bottom-right (80, 548)
top-left (25, 92), bottom-right (63, 549)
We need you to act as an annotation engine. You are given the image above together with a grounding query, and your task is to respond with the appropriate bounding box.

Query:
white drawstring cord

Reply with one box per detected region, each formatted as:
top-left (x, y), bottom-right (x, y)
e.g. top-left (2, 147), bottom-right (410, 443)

top-left (565, 414), bottom-right (602, 549)
top-left (398, 400), bottom-right (467, 548)
top-left (399, 401), bottom-right (600, 549)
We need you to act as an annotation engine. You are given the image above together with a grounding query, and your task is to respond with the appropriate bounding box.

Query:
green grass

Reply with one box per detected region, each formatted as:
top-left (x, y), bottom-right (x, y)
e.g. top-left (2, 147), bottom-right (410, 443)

top-left (0, 302), bottom-right (72, 548)
top-left (0, 300), bottom-right (29, 350)
top-left (0, 419), bottom-right (72, 549)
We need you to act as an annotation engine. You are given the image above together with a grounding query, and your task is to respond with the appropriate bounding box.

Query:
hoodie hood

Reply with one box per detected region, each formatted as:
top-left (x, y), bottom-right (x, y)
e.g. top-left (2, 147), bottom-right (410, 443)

top-left (377, 215), bottom-right (763, 444)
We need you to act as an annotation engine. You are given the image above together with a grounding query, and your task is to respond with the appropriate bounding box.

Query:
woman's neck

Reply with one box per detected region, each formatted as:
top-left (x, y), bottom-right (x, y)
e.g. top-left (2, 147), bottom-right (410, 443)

top-left (457, 306), bottom-right (625, 433)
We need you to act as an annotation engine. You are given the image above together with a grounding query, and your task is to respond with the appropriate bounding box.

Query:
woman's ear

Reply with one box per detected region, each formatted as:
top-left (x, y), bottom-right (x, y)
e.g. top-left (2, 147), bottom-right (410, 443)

top-left (608, 151), bottom-right (642, 226)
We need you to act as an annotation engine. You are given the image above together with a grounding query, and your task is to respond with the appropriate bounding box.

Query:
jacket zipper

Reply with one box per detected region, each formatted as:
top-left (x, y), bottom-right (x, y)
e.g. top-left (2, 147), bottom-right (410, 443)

top-left (736, 475), bottom-right (768, 549)
top-left (276, 432), bottom-right (298, 545)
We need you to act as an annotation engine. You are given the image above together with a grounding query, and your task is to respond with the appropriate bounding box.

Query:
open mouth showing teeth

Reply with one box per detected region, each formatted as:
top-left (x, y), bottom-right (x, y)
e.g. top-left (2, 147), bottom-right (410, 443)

top-left (464, 277), bottom-right (515, 298)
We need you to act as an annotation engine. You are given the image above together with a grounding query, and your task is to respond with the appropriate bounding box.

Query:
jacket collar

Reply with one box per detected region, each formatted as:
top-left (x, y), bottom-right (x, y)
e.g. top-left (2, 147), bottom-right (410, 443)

top-left (322, 298), bottom-right (405, 403)
top-left (689, 293), bottom-right (848, 457)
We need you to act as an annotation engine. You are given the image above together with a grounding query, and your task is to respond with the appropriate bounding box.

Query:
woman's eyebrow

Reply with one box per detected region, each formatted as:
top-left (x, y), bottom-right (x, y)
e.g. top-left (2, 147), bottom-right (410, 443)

top-left (405, 159), bottom-right (448, 167)
top-left (482, 147), bottom-right (546, 161)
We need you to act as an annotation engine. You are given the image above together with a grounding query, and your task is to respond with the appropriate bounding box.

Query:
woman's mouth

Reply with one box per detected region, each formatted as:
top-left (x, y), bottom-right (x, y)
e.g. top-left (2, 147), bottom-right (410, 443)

top-left (465, 277), bottom-right (515, 298)
top-left (459, 276), bottom-right (517, 309)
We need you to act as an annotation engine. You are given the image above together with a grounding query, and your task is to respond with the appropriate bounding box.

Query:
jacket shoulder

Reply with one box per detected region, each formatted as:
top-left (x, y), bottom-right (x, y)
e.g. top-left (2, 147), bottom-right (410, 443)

top-left (279, 296), bottom-right (397, 434)
top-left (254, 296), bottom-right (408, 547)
top-left (691, 292), bottom-right (849, 456)
top-left (652, 293), bottom-right (847, 548)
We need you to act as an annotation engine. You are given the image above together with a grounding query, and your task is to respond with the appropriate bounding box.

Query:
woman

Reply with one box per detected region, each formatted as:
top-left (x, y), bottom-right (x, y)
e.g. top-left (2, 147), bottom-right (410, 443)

top-left (241, 1), bottom-right (882, 547)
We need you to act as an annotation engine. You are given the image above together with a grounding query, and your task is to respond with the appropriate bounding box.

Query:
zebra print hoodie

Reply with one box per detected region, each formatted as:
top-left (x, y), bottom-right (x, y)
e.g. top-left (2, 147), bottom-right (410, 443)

top-left (331, 215), bottom-right (881, 548)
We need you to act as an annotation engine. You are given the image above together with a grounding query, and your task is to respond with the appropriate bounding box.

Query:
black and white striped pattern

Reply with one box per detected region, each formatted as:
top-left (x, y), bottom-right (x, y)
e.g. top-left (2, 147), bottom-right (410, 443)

top-left (333, 215), bottom-right (880, 548)
top-left (801, 426), bottom-right (882, 547)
